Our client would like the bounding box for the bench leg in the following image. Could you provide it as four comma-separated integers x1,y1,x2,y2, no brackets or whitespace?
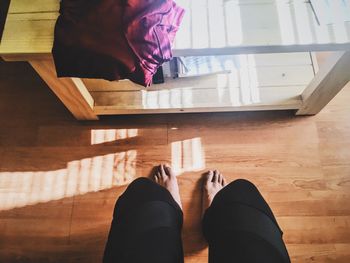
296,51,350,115
29,58,98,120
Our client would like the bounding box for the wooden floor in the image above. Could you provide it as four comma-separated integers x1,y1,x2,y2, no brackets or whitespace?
0,59,350,263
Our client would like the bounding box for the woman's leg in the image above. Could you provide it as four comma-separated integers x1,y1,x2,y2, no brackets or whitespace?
202,171,290,263
103,165,184,263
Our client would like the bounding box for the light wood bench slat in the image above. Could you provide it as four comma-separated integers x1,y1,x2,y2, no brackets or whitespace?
1,0,350,56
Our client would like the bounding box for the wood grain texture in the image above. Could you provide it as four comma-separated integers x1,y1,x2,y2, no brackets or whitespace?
0,59,350,262
1,0,350,57
29,58,98,120
297,51,350,115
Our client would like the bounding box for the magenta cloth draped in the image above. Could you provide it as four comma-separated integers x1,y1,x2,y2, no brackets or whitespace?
52,0,184,86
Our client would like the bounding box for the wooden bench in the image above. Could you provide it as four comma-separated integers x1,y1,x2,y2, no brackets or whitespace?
1,0,350,120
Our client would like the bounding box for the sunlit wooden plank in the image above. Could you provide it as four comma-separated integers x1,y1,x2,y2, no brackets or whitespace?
1,0,350,56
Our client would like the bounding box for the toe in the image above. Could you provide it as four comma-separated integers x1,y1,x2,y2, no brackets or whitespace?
218,172,223,184
206,170,214,183
212,170,217,182
164,165,174,177
214,170,220,183
156,171,162,180
222,175,227,186
160,164,167,177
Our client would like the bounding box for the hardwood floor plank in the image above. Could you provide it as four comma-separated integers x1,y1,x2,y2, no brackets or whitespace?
280,216,350,244
0,198,73,252
287,244,350,263
36,125,168,146
168,117,319,145
0,59,349,262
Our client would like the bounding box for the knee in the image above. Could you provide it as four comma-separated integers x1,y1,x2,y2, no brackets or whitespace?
128,177,152,188
232,178,255,186
226,178,258,191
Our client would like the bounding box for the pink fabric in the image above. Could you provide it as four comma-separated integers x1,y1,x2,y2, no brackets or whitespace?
52,0,184,87
125,0,184,85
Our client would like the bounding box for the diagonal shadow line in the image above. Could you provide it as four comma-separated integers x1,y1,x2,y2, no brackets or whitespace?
0,0,10,43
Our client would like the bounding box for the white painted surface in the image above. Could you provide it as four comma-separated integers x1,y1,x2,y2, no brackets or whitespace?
173,0,350,56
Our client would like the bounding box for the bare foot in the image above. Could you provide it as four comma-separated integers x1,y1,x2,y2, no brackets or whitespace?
154,164,182,209
202,170,226,216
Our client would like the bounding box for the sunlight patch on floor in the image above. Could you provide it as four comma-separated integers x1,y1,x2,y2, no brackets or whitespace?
91,129,138,145
0,150,137,211
171,137,205,175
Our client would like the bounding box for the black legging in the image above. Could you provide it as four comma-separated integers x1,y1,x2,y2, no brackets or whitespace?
103,178,290,263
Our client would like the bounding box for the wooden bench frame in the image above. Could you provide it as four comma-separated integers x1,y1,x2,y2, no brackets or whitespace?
1,1,350,120
3,51,349,120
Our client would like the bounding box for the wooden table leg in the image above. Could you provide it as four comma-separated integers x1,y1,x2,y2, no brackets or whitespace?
29,58,99,120
296,51,350,115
